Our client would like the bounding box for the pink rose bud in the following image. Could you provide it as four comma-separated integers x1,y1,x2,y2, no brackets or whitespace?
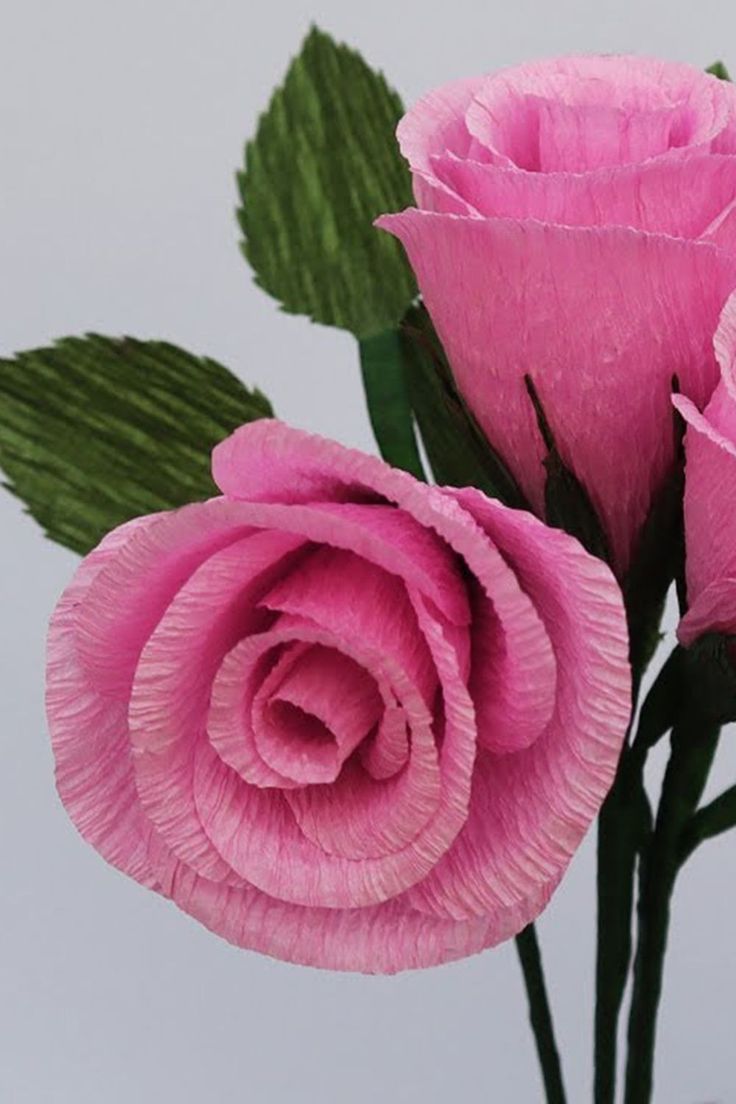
378,56,736,574
676,292,736,645
46,420,630,973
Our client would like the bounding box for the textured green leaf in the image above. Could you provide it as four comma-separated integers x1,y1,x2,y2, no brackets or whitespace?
707,60,731,80
401,307,526,507
0,335,272,554
238,25,417,337
358,329,425,479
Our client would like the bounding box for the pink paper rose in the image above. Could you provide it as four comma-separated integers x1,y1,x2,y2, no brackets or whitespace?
47,420,630,973
378,56,736,573
675,291,736,644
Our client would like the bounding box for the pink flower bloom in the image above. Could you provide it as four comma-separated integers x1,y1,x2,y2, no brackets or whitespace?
675,292,736,644
46,420,631,973
378,56,736,574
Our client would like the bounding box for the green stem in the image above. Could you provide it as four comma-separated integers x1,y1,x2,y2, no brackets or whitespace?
679,783,736,864
594,748,647,1104
358,329,425,480
623,717,720,1104
515,925,568,1104
593,643,682,1104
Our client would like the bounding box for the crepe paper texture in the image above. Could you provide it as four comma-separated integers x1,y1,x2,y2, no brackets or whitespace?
378,55,736,575
676,290,736,644
46,420,630,973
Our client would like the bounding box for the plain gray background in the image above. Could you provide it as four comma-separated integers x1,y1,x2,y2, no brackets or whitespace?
2,1,736,1101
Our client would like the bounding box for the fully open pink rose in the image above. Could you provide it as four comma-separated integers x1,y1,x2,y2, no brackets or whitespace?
46,420,631,972
675,292,736,645
378,56,736,573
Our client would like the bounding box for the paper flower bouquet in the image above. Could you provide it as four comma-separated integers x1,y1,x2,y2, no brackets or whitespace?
4,31,736,1104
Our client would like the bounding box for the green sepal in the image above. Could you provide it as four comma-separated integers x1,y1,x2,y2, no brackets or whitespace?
707,60,731,80
402,306,527,507
524,375,610,563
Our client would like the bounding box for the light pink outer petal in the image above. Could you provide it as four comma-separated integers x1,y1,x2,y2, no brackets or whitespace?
146,833,554,974
46,516,162,889
406,489,631,919
395,74,488,213
377,210,736,573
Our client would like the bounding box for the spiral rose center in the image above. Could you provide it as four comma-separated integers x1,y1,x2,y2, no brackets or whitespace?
253,642,383,786
471,76,695,173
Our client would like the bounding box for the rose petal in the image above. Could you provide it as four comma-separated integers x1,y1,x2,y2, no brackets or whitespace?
407,491,631,920
463,56,734,170
377,209,736,572
147,831,553,973
47,517,162,889
196,621,458,908
429,152,736,238
128,530,305,882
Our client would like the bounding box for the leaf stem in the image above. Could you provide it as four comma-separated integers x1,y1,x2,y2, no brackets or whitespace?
679,783,736,864
358,329,425,480
515,925,568,1104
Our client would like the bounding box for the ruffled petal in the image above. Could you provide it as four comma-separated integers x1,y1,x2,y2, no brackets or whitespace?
195,621,458,908
128,531,305,882
147,832,553,974
47,517,162,888
406,491,631,920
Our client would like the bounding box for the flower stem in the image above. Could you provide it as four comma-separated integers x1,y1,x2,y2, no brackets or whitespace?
679,782,736,864
623,716,720,1104
515,924,567,1104
593,752,645,1104
593,644,681,1104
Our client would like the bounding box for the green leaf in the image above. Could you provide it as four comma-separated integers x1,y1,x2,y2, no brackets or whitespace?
707,60,731,80
0,335,272,554
524,375,611,564
401,306,527,507
358,329,425,479
238,25,417,338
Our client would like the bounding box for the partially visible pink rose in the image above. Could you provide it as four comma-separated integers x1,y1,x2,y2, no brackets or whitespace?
378,56,736,573
675,292,736,644
46,420,630,973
